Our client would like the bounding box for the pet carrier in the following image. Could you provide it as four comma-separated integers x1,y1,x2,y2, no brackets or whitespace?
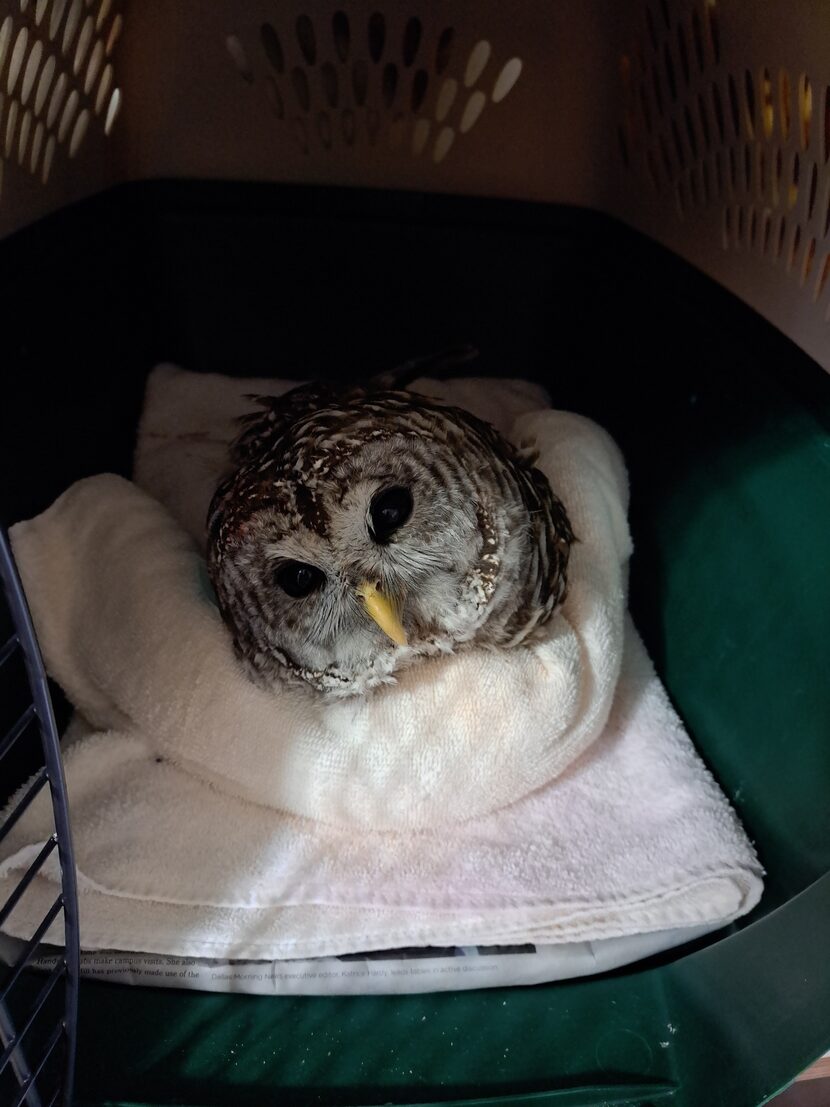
0,1,828,1105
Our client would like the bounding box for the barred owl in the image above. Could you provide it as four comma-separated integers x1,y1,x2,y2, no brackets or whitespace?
206,349,574,696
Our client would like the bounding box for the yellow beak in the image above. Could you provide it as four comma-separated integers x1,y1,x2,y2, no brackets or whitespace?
357,581,408,647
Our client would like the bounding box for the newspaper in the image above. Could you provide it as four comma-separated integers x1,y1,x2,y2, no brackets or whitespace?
9,925,716,995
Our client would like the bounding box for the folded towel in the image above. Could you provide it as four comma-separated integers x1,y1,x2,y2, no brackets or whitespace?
0,369,763,964
10,395,632,832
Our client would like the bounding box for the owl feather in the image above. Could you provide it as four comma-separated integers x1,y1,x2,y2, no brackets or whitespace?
207,349,574,695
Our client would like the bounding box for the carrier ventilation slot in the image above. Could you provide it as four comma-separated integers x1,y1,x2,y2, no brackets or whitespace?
619,0,830,322
225,11,522,164
0,0,122,205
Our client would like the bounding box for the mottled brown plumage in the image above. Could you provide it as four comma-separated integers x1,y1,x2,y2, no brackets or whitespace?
206,354,574,695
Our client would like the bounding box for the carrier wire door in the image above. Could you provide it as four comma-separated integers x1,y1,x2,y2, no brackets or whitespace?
0,530,79,1107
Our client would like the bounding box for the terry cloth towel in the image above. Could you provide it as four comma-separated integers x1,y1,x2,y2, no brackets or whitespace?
127,367,631,828
15,388,634,832
0,369,763,961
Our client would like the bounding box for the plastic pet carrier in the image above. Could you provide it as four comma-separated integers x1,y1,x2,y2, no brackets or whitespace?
0,1,828,1105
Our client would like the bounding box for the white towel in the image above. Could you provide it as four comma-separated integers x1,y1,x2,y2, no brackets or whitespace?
0,369,763,963
9,385,633,832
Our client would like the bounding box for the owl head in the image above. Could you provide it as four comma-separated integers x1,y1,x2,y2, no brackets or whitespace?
206,384,572,695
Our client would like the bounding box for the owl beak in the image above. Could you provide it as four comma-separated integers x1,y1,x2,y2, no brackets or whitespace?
356,581,408,647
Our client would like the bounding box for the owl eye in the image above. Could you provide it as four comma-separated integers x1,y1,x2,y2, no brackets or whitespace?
276,561,325,599
369,486,413,543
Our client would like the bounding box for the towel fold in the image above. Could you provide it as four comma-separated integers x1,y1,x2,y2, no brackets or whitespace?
10,396,632,831
0,619,762,959
0,368,763,963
